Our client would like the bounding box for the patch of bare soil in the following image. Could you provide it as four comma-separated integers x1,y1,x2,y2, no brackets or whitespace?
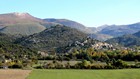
0,69,31,79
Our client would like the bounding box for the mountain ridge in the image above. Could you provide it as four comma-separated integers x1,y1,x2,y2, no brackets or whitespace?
1,12,140,41
44,18,95,34
106,31,140,47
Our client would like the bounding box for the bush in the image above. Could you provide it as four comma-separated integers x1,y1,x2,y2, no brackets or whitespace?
34,65,44,69
91,64,105,69
9,63,23,69
131,63,140,68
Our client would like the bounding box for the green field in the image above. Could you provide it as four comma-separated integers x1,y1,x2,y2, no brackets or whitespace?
27,69,140,79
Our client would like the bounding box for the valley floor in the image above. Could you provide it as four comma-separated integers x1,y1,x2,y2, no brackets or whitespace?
27,69,140,79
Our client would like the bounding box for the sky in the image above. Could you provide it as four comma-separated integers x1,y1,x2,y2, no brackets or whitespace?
0,0,140,27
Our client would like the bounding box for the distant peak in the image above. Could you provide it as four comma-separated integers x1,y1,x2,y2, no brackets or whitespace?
100,24,109,27
9,12,35,19
13,12,29,16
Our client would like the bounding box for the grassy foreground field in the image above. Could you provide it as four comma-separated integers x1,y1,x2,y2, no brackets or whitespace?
27,69,140,79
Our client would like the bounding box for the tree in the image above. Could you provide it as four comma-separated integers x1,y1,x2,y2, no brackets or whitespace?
111,59,128,69
0,48,5,54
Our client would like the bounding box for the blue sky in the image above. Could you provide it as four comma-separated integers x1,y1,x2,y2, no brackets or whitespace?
0,0,140,27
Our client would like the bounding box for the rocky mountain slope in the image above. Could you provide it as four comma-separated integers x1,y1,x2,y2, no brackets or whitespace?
0,12,57,35
16,25,87,52
106,31,140,47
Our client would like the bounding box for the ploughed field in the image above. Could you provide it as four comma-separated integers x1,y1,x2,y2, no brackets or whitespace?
0,69,31,79
27,69,140,79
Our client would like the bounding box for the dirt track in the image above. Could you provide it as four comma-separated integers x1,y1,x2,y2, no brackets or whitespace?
0,69,31,79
